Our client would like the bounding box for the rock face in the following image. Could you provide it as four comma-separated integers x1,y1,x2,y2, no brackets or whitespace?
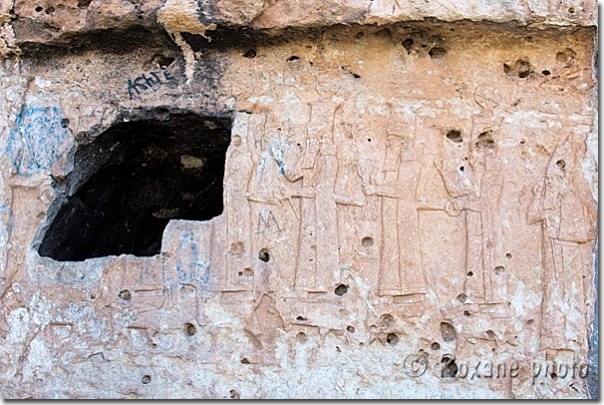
0,0,598,399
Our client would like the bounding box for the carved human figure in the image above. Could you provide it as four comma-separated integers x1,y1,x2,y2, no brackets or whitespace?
242,292,285,365
333,100,364,268
245,110,287,292
528,138,597,351
247,111,279,204
362,108,426,297
280,77,363,293
240,109,297,364
224,113,255,290
435,115,506,303
164,222,213,326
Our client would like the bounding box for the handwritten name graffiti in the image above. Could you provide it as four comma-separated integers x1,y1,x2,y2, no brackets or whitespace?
127,70,175,100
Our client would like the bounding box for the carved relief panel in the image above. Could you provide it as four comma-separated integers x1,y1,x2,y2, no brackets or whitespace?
0,20,597,399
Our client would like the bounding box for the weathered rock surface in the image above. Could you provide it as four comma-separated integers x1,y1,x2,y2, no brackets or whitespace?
0,0,598,399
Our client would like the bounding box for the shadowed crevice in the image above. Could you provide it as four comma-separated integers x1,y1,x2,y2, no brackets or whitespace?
38,111,232,261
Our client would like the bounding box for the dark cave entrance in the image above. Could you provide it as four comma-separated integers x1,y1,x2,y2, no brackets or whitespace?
38,112,232,262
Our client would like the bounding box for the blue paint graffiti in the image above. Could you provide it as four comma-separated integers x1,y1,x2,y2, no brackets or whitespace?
175,229,210,288
6,106,72,177
0,204,10,275
0,204,11,233
269,137,287,175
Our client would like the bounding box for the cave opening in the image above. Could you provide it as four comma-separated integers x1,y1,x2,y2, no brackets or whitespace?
38,112,232,262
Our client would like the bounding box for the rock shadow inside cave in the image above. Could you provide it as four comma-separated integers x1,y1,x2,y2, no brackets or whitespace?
38,112,232,262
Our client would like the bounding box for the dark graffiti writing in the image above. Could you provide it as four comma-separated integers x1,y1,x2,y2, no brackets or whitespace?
256,210,282,234
127,70,175,99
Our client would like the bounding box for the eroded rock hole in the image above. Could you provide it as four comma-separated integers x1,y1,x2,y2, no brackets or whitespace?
475,131,495,150
440,322,456,342
380,314,394,328
286,55,300,62
361,237,373,247
229,389,240,399
243,49,257,59
513,61,526,74
556,52,568,62
38,112,231,261
258,248,270,262
151,54,175,69
446,129,462,143
386,333,399,345
77,0,92,8
346,326,355,333
402,38,414,52
441,355,458,378
296,332,308,343
518,67,531,79
43,22,61,33
118,289,131,301
335,284,348,296
374,28,392,39
505,59,532,78
141,375,151,384
229,241,244,255
431,342,440,350
429,47,447,59
184,322,196,336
